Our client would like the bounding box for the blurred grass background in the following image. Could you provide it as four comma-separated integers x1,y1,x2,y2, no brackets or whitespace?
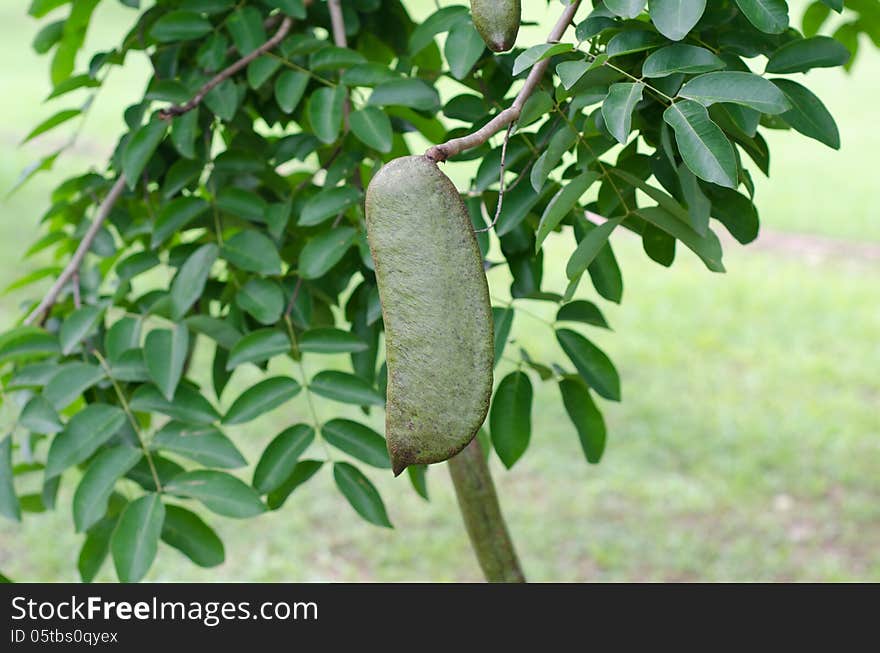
0,1,877,582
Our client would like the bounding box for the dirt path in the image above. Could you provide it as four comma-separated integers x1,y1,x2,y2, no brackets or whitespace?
740,229,880,264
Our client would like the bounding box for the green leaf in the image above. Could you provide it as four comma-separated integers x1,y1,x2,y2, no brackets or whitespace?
22,109,80,144
130,384,220,424
642,45,724,78
186,315,242,350
368,79,441,112
275,70,309,113
602,82,644,144
492,307,514,367
226,329,290,369
111,493,164,582
333,462,391,528
349,107,393,153
536,172,600,248
531,125,577,191
298,328,368,354
153,422,246,468
803,2,831,36
605,0,647,19
409,5,470,54
300,187,362,227
247,56,281,89
264,0,307,19
556,328,621,401
556,59,592,90
171,109,199,158
226,6,265,55
150,11,213,42
105,317,141,361
20,395,63,435
734,0,788,34
556,301,610,329
73,446,141,532
407,465,429,500
170,243,219,320
635,206,724,271
266,459,323,509
165,470,265,518
819,0,842,10
236,278,284,325
43,362,105,410
0,436,21,522
32,19,65,53
309,371,384,406
650,0,707,40
204,79,240,121
606,30,665,57
122,118,168,188
59,305,102,355
253,424,315,494
144,326,189,401
765,35,850,73
221,230,283,275
772,79,839,149
309,46,366,71
559,377,606,463
223,376,301,425
664,100,737,188
298,226,357,279
161,504,224,567
445,20,485,80
512,43,573,76
215,187,267,222
47,73,100,100
706,186,759,244
78,515,115,582
678,71,791,114
307,85,346,144
566,217,623,279
117,251,160,281
108,350,149,383
490,371,533,468
322,419,390,469
45,404,126,479
0,327,60,363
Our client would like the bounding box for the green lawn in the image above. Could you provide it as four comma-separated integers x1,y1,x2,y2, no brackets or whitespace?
0,3,877,582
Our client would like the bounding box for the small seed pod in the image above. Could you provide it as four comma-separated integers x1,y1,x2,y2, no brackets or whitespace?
471,0,522,52
364,155,494,476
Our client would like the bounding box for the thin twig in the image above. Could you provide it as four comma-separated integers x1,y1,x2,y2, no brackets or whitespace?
476,122,515,233
284,278,304,318
327,0,351,129
25,176,127,325
158,17,294,120
425,0,582,162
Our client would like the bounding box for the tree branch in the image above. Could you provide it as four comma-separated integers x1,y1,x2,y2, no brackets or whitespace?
425,0,582,163
328,0,347,48
24,175,128,325
327,0,351,128
158,17,294,120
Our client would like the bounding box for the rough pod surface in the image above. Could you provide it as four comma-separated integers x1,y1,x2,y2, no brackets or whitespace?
470,0,521,52
364,155,493,476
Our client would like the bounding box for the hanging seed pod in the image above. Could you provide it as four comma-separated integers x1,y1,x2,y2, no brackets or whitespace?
364,155,493,475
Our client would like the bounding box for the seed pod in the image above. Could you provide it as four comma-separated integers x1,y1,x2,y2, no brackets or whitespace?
365,155,493,476
471,0,521,52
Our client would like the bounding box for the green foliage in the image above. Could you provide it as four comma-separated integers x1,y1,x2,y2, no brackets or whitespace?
1,0,855,581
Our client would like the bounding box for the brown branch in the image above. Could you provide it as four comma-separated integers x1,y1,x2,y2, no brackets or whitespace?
476,122,514,233
425,0,582,163
158,17,294,120
327,0,351,129
25,175,128,325
328,0,347,48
